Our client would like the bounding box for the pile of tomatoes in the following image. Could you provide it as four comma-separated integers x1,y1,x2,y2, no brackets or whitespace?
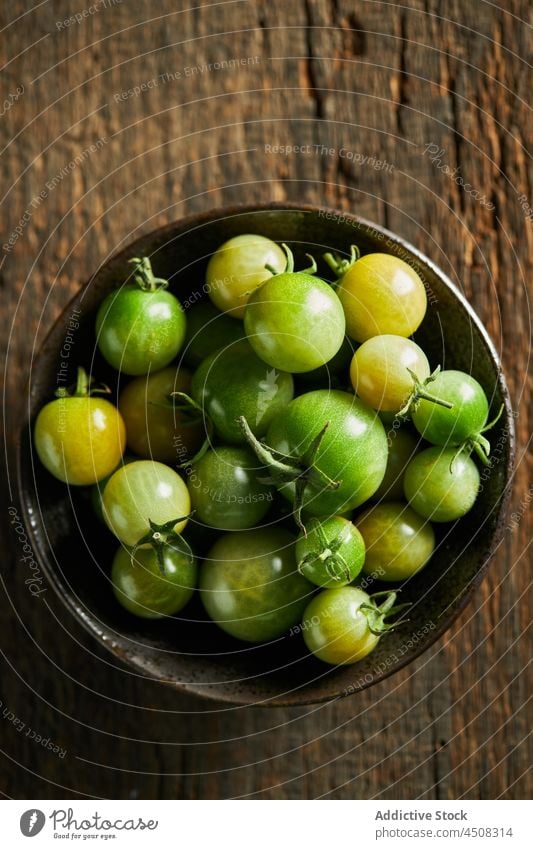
34,235,500,666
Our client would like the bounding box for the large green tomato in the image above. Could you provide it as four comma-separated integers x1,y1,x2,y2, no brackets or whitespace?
187,446,274,530
206,234,286,317
102,460,190,546
191,340,294,444
112,543,197,618
259,390,388,517
34,368,126,485
200,528,313,642
96,256,186,375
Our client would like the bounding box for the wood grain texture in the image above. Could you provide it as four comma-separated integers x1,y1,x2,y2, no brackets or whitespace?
1,0,531,799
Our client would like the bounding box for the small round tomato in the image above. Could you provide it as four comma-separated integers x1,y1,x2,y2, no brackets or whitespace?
182,300,244,367
187,446,273,530
296,516,365,587
200,528,313,642
403,446,480,522
103,460,190,546
411,370,493,460
244,246,346,372
118,366,204,463
90,455,135,522
243,389,388,520
34,367,126,485
296,336,355,389
350,335,431,412
191,339,294,444
357,501,435,581
112,542,197,618
371,427,421,502
207,234,286,317
325,248,427,342
302,586,402,665
96,256,186,375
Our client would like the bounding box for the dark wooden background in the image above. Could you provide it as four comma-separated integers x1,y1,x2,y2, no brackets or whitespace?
1,0,531,799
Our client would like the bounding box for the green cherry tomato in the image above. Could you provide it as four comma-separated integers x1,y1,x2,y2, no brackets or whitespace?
191,339,294,444
118,366,205,463
102,460,190,546
187,446,274,530
325,249,427,343
350,335,432,412
182,300,244,367
96,256,186,375
296,516,365,588
357,501,435,581
302,586,401,665
34,367,126,485
90,454,136,522
111,542,197,618
200,528,313,642
207,234,286,318
412,369,490,451
244,246,346,373
404,446,480,522
371,428,421,502
244,390,388,518
296,336,355,389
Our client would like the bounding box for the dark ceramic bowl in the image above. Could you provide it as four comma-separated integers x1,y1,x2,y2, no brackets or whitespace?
17,203,514,706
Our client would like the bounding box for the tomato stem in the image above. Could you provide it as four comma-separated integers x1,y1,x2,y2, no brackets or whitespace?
238,416,340,534
167,391,213,467
128,256,169,292
266,244,317,278
133,517,193,575
55,367,111,399
360,590,411,636
399,366,453,417
323,244,360,277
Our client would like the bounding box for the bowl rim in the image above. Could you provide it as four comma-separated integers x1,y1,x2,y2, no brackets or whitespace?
16,201,516,707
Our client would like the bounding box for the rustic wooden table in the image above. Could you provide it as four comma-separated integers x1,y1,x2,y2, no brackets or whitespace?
1,0,531,800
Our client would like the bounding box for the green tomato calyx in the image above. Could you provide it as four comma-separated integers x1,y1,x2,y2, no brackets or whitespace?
167,391,212,466
265,243,317,277
360,590,411,636
128,256,169,292
55,366,111,400
238,415,340,533
453,403,504,467
298,521,353,582
398,366,454,418
323,244,361,278
133,517,193,575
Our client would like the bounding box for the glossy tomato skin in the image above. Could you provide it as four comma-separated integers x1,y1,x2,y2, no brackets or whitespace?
411,370,489,446
34,397,126,485
182,300,244,367
403,446,480,522
200,528,313,642
96,286,186,375
357,501,435,581
266,390,388,516
350,335,430,412
187,446,274,530
244,272,346,373
302,586,379,665
207,234,286,318
103,460,190,546
296,516,365,588
191,340,294,444
337,253,427,342
296,336,355,389
371,428,421,502
112,543,197,618
118,366,204,463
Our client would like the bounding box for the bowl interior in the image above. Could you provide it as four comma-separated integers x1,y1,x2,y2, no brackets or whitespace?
18,204,514,705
